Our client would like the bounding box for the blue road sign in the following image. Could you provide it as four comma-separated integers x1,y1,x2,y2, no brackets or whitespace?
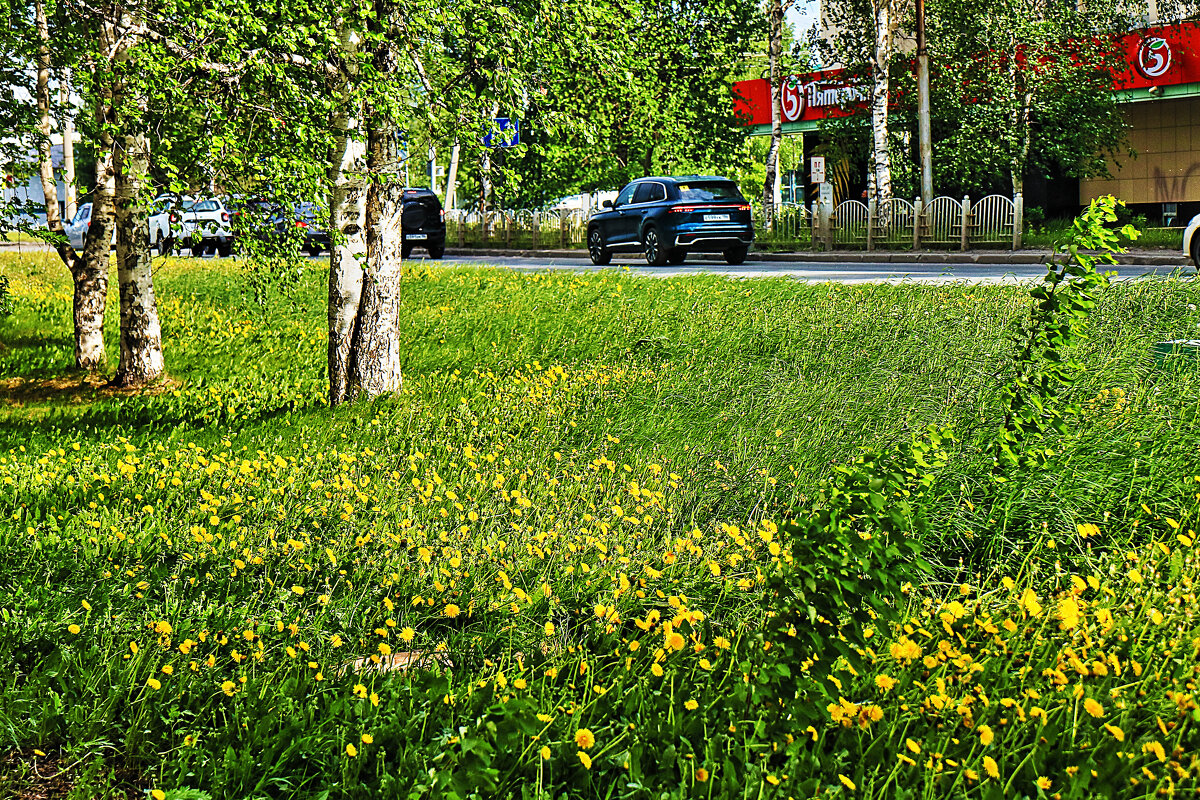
483,118,520,148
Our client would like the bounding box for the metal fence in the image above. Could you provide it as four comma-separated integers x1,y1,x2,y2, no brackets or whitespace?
440,192,1022,254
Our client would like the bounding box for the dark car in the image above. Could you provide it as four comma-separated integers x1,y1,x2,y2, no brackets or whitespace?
401,188,446,259
587,176,753,266
288,202,329,256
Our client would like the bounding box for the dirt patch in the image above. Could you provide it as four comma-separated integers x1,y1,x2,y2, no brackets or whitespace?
0,374,182,408
342,650,454,675
0,747,146,800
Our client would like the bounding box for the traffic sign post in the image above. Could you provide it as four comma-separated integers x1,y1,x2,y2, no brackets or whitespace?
810,156,825,185
483,118,521,148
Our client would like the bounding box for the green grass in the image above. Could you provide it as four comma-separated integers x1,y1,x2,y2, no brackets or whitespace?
1025,221,1184,251
3,251,1200,798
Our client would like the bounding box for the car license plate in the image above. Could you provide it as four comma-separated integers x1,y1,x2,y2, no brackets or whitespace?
407,233,428,240
703,214,730,222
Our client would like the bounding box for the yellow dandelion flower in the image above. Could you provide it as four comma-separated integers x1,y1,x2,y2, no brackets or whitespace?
444,604,460,618
221,680,236,696
905,738,921,754
875,674,896,692
574,728,595,749
684,699,699,711
1143,741,1166,762
146,677,161,690
964,768,979,782
361,734,373,744
578,751,592,769
544,621,555,636
983,756,999,779
67,624,81,634
1036,777,1051,790
345,743,357,757
1103,723,1124,742
766,775,780,785
651,663,664,677
1057,597,1080,630
666,632,686,651
1019,588,1042,618
291,585,305,595
399,627,415,643
978,725,994,746
540,746,551,760
839,774,856,790
152,791,166,800
695,767,709,782
1084,698,1104,718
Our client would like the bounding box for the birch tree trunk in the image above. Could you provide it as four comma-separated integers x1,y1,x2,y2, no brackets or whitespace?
327,25,368,405
1010,59,1032,197
37,0,112,371
348,110,404,398
444,140,460,209
869,0,896,218
110,14,163,388
761,0,783,232
61,76,77,222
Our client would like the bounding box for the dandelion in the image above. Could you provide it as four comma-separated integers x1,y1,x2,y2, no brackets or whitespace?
444,604,460,618
67,624,81,634
978,725,994,746
875,674,896,692
544,621,555,636
574,728,595,749
221,680,236,696
1057,597,1080,630
399,627,415,643
361,734,373,745
540,746,551,760
905,738,921,754
983,756,999,779
1019,588,1042,618
578,751,592,769
1143,741,1166,761
650,663,664,677
346,743,357,757
666,632,686,651
684,699,698,711
152,791,166,800
839,775,856,790
1103,723,1124,742
291,585,305,595
146,677,161,690
1084,698,1104,718
695,767,709,782
1036,777,1051,790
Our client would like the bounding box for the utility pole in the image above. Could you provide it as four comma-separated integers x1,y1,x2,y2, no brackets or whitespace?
916,0,933,203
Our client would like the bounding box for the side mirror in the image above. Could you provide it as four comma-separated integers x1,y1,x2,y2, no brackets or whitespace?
602,200,613,209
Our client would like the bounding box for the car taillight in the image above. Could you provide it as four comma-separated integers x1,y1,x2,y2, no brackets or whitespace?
737,204,751,211
296,221,308,228
221,212,230,223
440,209,445,221
671,206,703,213
170,213,179,223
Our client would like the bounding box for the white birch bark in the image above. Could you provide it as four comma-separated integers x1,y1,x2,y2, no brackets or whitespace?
327,25,367,405
61,76,77,221
38,0,112,371
762,0,783,231
869,0,897,219
111,15,163,387
444,141,460,209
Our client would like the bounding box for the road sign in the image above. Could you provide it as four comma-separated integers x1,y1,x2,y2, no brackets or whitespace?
483,118,520,148
810,156,826,184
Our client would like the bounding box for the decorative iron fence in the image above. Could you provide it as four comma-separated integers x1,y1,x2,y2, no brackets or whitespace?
440,192,1022,254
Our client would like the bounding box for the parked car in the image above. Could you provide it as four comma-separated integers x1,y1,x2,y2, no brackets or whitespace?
586,176,754,266
401,188,446,259
265,202,329,256
149,194,194,255
1185,213,1200,268
180,196,234,256
63,202,116,251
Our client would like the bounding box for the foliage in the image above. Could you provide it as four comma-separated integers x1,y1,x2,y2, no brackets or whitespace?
995,196,1139,474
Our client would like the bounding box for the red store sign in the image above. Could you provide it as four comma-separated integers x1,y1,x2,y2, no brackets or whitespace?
733,22,1200,128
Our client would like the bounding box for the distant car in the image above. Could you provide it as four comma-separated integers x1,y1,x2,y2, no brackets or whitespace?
1185,213,1200,268
586,176,754,266
64,202,116,251
180,196,233,257
401,188,446,259
266,202,329,256
149,194,194,255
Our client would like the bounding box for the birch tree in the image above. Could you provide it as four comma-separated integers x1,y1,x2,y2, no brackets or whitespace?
868,0,903,210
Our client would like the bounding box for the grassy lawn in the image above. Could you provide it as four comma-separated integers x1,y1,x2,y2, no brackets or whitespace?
3,250,1200,798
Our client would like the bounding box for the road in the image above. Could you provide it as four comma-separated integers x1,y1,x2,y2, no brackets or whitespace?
417,252,1192,284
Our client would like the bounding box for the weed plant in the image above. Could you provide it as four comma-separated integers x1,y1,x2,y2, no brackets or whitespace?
2,199,1200,798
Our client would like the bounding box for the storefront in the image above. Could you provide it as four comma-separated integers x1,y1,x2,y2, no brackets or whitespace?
733,22,1200,222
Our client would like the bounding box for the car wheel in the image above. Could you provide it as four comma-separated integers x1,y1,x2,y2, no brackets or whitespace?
428,244,445,259
643,226,667,266
192,240,208,257
724,246,749,265
667,248,686,265
217,241,232,258
1192,235,1200,270
401,243,413,259
588,227,612,265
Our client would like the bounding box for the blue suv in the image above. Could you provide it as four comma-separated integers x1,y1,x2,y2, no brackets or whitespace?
587,176,754,266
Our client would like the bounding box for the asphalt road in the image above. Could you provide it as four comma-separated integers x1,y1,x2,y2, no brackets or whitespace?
415,252,1192,284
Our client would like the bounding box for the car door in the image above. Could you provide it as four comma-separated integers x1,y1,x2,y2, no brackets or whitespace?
605,183,639,246
631,181,667,241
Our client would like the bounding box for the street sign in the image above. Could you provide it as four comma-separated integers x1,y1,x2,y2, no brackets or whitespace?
810,156,826,184
483,118,520,148
818,182,833,206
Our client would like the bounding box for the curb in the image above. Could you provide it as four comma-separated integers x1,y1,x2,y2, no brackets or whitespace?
443,247,1191,268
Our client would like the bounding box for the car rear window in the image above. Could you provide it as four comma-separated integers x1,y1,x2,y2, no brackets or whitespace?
193,200,220,212
677,181,743,202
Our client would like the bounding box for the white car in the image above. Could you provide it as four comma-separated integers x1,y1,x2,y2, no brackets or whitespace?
179,196,233,257
1184,213,1200,268
149,194,194,255
63,202,115,251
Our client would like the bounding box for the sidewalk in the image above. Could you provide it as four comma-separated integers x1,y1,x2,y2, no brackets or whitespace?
445,246,1192,267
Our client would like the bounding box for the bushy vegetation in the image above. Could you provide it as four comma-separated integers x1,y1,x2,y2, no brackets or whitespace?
3,201,1200,799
